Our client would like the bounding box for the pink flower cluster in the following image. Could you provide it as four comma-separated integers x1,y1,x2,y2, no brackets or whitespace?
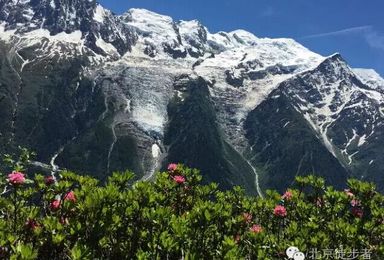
344,189,364,218
167,163,178,172
50,191,76,211
249,224,263,234
64,191,77,203
282,190,293,201
172,175,186,184
168,163,186,185
50,200,61,210
44,176,55,186
273,205,287,217
350,199,361,207
239,212,263,234
7,171,25,185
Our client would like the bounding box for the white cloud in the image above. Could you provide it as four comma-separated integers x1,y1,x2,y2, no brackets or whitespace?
300,26,371,39
300,25,384,51
365,30,384,50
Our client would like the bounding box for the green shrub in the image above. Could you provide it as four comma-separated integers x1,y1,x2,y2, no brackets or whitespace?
0,155,383,259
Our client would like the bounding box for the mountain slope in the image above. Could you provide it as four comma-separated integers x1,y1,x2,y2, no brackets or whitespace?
0,0,383,193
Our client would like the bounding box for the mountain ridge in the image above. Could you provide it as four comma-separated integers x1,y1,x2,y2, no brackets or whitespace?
0,1,383,193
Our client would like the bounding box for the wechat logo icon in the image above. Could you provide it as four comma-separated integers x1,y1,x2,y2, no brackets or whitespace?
286,246,305,260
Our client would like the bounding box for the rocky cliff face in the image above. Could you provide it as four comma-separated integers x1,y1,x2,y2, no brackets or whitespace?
0,0,136,55
1,1,383,193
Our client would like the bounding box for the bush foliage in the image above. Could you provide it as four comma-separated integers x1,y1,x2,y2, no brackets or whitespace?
0,152,383,259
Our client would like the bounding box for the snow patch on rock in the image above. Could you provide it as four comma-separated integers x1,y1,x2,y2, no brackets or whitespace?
0,22,16,42
152,144,161,158
96,37,119,56
94,4,106,23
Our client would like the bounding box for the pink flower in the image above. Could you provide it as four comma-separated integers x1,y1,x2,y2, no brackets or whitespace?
7,171,25,185
172,175,185,184
64,191,76,203
351,207,363,218
344,189,354,198
167,163,178,172
282,190,293,201
250,224,263,233
350,199,361,207
273,205,287,217
242,213,252,223
44,176,55,186
25,219,39,230
50,200,61,210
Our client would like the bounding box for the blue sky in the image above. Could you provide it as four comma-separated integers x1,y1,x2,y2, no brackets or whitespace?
99,0,384,76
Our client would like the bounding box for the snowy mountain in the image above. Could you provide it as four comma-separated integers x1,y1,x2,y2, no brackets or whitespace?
353,68,384,91
0,0,383,193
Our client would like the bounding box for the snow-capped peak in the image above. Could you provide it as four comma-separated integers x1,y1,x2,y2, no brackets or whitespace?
178,19,201,30
125,8,173,21
122,8,176,36
229,29,259,45
353,68,384,90
121,8,185,57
